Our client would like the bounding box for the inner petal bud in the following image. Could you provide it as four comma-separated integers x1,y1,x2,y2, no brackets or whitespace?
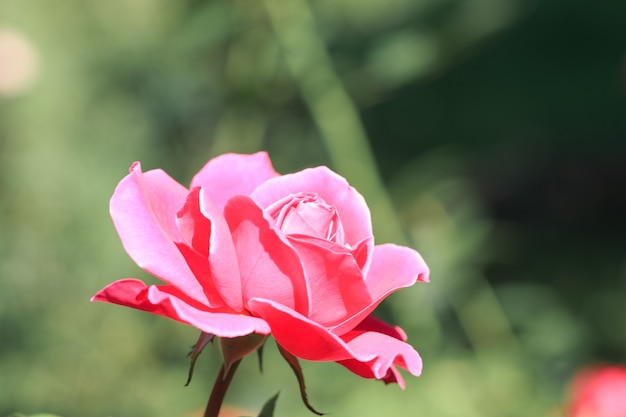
272,193,345,244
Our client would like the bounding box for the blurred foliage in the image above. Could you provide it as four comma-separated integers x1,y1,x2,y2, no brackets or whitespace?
0,0,624,416
7,415,64,417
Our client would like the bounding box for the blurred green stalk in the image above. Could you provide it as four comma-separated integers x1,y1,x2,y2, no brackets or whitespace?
262,0,522,363
262,0,405,245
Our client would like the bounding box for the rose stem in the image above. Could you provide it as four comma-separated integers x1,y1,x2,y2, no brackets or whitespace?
203,358,243,417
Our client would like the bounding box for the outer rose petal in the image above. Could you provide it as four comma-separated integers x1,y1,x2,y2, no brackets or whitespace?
251,166,373,250
331,243,429,336
288,236,372,327
175,188,225,309
337,359,405,386
353,314,408,342
92,279,270,337
336,333,422,389
248,298,421,385
366,243,430,291
176,187,212,257
199,188,245,312
337,315,422,389
177,187,244,311
224,196,308,315
110,162,214,306
190,152,279,212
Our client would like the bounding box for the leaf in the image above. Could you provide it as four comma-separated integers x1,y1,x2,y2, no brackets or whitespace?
277,344,325,415
257,392,280,417
185,331,215,386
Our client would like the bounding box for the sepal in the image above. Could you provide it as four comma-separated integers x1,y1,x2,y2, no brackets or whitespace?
220,333,267,376
277,344,325,415
186,331,215,386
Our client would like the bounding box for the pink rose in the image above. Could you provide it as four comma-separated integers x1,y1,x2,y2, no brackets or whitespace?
567,365,626,417
93,152,429,386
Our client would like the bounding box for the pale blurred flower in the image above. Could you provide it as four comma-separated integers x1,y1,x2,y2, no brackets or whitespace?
0,27,39,96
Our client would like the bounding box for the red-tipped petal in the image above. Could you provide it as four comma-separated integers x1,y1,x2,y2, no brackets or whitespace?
224,196,308,315
176,187,212,257
248,298,421,385
92,279,270,337
338,330,423,388
331,243,429,336
248,298,360,362
337,314,420,388
288,236,372,327
200,188,245,312
337,358,406,388
353,314,408,342
177,187,243,311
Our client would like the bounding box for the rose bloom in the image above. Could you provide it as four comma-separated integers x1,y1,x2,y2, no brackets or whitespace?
93,152,429,386
567,365,626,417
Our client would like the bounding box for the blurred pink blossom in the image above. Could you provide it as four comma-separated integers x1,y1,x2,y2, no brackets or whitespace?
567,365,626,417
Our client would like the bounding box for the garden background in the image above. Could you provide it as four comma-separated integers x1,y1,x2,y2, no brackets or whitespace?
0,0,625,416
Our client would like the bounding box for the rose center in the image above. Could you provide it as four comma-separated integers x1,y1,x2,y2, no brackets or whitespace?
271,193,345,244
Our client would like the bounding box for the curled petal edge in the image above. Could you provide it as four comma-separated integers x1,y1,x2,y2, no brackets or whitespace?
110,162,215,306
92,278,271,337
338,330,423,389
248,298,421,386
331,243,429,336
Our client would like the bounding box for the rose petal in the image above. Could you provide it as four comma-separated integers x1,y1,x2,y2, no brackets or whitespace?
353,314,408,342
366,243,430,290
174,243,226,308
288,236,372,327
251,166,373,249
338,356,405,386
224,196,308,315
248,298,363,362
338,314,421,388
176,187,212,257
190,152,279,212
337,330,422,389
200,188,245,311
177,187,243,311
330,243,429,335
173,188,225,308
110,162,212,305
352,236,373,274
92,279,270,337
337,358,406,387
248,298,421,385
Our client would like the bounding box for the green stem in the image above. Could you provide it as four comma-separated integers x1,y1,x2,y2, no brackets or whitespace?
203,359,242,417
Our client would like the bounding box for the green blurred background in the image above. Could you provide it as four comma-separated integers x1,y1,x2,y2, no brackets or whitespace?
1,0,624,416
